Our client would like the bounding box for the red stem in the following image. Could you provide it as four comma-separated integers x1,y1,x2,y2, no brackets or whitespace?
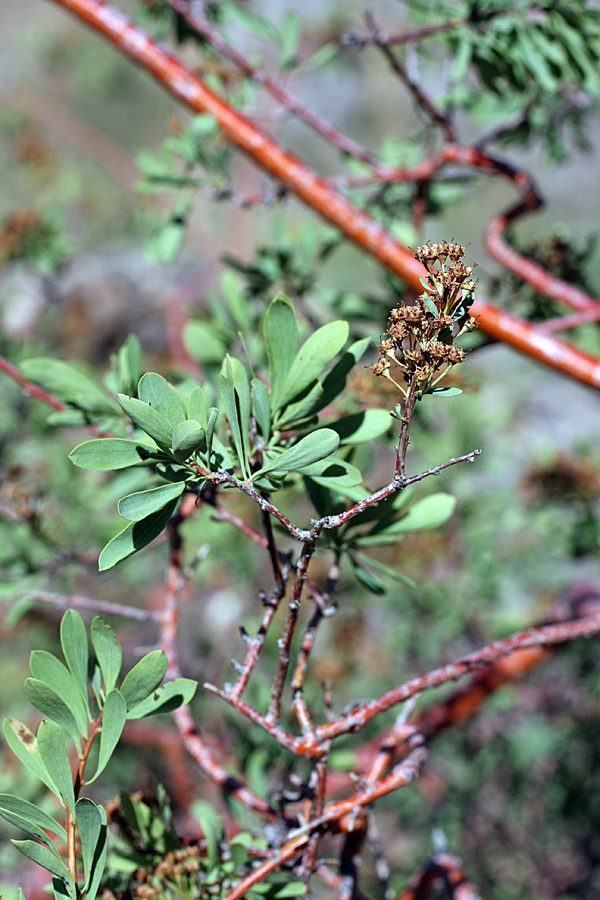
0,356,65,411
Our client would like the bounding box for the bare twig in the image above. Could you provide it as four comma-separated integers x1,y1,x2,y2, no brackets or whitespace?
311,612,600,746
268,529,321,724
397,852,482,900
364,12,456,142
49,0,600,387
166,0,395,177
341,19,466,50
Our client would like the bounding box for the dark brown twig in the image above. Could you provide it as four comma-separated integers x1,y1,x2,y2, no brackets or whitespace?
364,12,456,142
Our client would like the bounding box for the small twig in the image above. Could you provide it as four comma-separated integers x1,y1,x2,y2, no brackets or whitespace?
0,356,65,411
15,590,159,622
338,825,368,900
397,852,483,900
229,577,289,701
207,470,312,541
290,575,335,734
159,496,279,820
341,19,466,50
262,503,284,593
301,747,331,881
396,377,420,480
311,612,600,745
268,529,322,724
364,12,456,142
403,450,482,487
224,744,427,900
536,308,600,333
165,0,395,177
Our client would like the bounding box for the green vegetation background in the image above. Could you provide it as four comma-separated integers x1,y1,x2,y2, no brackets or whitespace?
1,2,600,898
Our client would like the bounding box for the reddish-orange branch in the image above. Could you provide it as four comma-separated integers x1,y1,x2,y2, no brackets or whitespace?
397,853,481,900
49,0,600,389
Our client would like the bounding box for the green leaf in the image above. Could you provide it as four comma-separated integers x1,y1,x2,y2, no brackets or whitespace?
220,269,250,330
225,3,279,41
76,798,107,897
120,650,168,711
354,552,414,588
52,874,77,899
172,420,205,461
275,380,323,429
125,678,197,719
24,680,80,748
146,214,187,263
4,719,60,795
278,320,349,410
274,883,307,898
36,720,76,816
192,800,222,869
0,809,57,848
87,689,127,782
0,794,67,843
453,33,473,81
98,498,178,570
118,482,185,521
29,651,88,737
253,429,340,479
264,294,298,411
138,373,187,428
251,378,271,438
205,407,219,466
431,387,462,397
12,839,74,887
2,811,51,847
218,356,251,478
350,557,386,595
60,610,90,717
422,295,439,317
117,394,173,447
19,359,117,415
85,806,107,900
316,337,370,412
385,492,457,533
300,457,362,490
183,320,229,365
295,41,337,74
112,334,142,396
281,10,301,67
330,409,392,445
90,617,122,694
69,438,157,470
188,386,207,422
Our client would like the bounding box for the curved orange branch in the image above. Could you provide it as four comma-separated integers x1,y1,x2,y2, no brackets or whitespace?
50,0,600,389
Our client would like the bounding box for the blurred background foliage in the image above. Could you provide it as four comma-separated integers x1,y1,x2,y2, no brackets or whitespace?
1,1,600,898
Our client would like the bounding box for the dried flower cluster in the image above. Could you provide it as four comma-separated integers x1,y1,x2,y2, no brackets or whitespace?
373,241,477,395
132,846,202,898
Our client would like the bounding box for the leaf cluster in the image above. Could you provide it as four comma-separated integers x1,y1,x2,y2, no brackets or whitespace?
17,293,458,591
104,792,305,900
1,610,197,899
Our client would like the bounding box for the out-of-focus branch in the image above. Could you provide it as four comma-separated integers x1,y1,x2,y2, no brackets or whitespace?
341,19,466,50
48,0,600,388
158,494,280,820
311,612,600,746
397,853,482,900
0,356,65,411
364,11,456,141
165,0,396,177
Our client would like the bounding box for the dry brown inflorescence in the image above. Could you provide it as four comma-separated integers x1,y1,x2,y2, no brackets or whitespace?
373,242,477,395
